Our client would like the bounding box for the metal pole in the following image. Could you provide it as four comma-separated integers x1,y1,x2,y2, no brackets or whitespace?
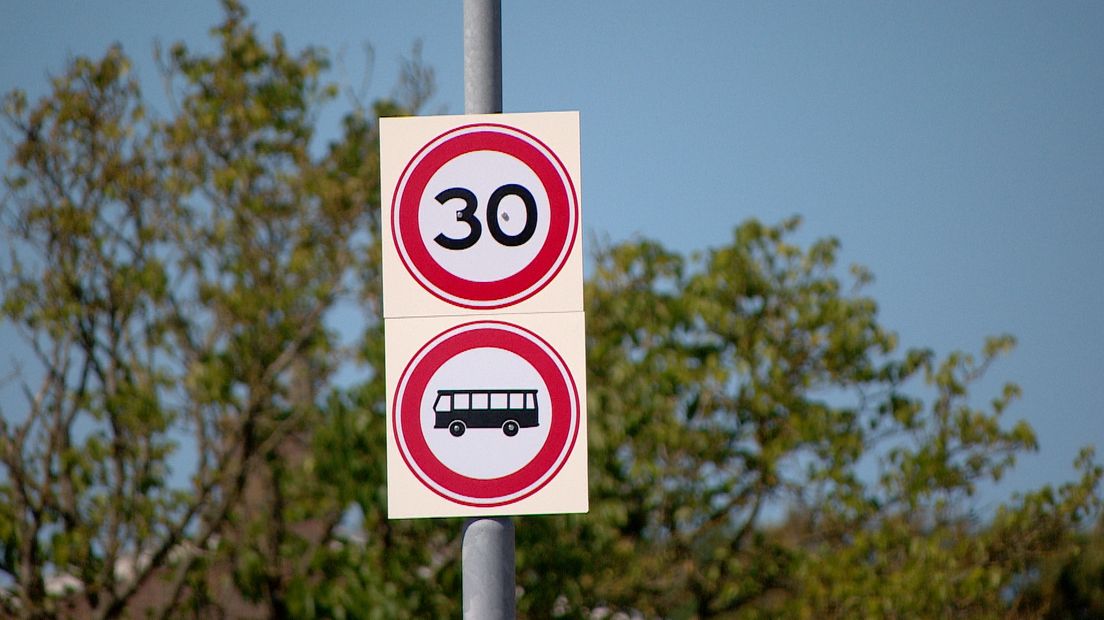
462,518,515,618
462,1,514,619
464,0,502,114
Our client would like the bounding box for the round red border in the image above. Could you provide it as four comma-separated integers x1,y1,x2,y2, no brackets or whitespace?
392,124,578,309
392,322,580,506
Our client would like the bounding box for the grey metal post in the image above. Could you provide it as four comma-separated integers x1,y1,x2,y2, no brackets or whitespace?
462,518,515,618
462,1,514,619
464,0,502,114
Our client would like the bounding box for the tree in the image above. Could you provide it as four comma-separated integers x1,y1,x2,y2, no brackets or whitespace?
515,220,1102,618
0,2,448,617
2,3,1101,619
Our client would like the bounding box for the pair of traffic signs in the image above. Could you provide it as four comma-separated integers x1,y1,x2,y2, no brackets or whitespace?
381,112,587,518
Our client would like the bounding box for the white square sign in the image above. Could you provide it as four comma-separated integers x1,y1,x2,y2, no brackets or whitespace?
380,111,587,519
380,112,583,317
385,312,589,518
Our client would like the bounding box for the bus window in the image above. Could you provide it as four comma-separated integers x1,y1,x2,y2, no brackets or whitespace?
433,393,451,412
491,393,508,409
508,392,523,409
526,392,535,409
454,392,470,410
472,392,489,410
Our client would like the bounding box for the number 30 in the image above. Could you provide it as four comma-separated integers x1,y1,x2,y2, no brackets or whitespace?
433,184,538,250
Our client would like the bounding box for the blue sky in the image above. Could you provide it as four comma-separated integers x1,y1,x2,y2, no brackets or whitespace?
2,1,1102,509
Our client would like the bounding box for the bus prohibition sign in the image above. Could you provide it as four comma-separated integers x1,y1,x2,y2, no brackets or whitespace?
390,119,580,310
391,320,581,508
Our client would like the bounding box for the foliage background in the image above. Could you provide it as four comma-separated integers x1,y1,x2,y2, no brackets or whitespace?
1,2,1102,619
3,0,1102,510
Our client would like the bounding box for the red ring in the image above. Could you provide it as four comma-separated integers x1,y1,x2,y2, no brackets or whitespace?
392,322,580,506
392,124,578,308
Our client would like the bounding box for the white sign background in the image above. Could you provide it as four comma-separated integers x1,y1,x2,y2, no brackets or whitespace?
381,112,583,317
385,311,588,518
381,112,587,519
419,150,552,284
419,346,552,479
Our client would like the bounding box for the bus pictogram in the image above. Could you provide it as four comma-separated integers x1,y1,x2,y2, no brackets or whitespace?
433,388,540,437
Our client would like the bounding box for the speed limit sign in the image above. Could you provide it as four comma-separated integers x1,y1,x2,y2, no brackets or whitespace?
381,112,582,316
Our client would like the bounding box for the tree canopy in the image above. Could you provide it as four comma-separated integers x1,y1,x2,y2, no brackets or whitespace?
1,3,1101,618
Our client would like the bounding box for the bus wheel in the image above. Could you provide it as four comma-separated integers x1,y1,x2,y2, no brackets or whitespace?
449,421,466,437
502,420,519,437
